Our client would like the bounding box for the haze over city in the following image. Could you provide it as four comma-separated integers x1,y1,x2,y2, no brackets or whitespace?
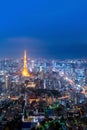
0,0,87,58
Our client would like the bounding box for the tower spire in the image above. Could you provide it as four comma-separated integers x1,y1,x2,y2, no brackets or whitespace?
22,50,31,77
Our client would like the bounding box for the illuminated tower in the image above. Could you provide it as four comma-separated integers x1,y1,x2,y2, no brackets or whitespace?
22,50,31,77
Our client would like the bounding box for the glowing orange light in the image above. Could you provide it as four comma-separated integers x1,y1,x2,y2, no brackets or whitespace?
22,50,31,77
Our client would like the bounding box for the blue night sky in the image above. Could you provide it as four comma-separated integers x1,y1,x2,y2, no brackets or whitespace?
0,0,87,58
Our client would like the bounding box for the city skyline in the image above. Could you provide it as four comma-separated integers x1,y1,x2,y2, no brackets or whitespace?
0,0,87,58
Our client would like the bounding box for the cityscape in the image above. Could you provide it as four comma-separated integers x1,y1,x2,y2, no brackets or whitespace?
1,0,87,130
0,50,87,130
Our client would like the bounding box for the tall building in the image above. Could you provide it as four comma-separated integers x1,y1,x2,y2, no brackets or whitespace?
5,75,9,89
22,50,31,77
44,79,46,89
5,75,11,90
85,68,87,85
31,60,35,69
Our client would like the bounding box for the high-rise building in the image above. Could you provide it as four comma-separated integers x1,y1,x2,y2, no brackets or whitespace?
85,68,87,85
44,79,46,89
5,75,8,89
5,75,11,89
31,60,35,69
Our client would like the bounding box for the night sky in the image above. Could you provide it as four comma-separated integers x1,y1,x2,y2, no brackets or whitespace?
0,0,87,59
